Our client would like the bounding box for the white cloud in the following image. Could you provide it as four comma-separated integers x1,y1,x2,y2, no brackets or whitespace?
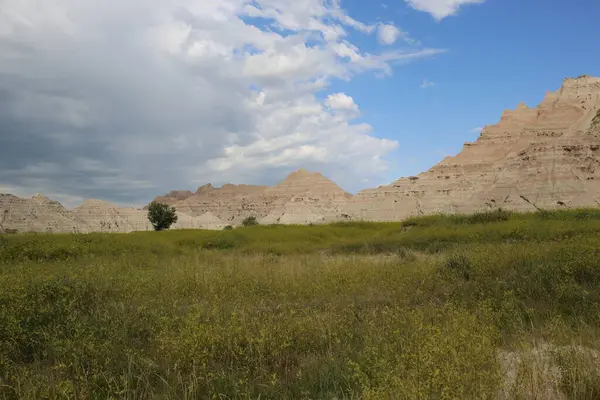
377,24,401,45
470,126,484,134
325,93,359,111
0,0,444,204
405,0,485,20
421,78,435,88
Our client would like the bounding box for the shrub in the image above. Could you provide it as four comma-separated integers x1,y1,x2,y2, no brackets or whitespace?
536,209,554,220
242,216,258,226
464,209,512,224
330,240,413,258
223,225,234,230
401,209,512,227
442,252,472,281
147,201,178,231
202,237,238,250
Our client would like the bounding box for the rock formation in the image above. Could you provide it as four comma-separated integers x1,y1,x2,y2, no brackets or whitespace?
259,169,351,225
343,75,600,220
172,211,227,231
72,199,152,233
0,195,226,234
159,169,352,225
2,75,600,233
0,193,89,233
0,168,349,233
173,183,271,224
162,169,352,225
143,190,194,209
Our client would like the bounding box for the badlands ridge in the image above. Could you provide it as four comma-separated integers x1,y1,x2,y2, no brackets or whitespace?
2,76,600,233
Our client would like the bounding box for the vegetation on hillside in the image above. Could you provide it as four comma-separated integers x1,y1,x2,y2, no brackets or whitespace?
242,216,259,226
2,208,600,399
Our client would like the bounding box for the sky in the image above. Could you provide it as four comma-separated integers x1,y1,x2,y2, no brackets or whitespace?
1,0,600,207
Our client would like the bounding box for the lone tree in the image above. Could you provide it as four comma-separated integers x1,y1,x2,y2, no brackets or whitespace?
147,201,178,231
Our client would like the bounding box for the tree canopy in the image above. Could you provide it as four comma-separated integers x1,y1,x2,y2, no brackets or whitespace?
147,201,178,231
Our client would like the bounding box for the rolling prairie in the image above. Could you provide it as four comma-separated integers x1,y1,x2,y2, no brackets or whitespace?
2,209,600,399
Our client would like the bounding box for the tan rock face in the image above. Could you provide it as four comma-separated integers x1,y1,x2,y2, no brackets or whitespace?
2,75,600,233
0,168,347,233
0,195,226,234
173,183,271,224
72,199,152,233
0,193,89,233
171,169,350,225
144,190,194,209
344,75,600,220
259,169,351,225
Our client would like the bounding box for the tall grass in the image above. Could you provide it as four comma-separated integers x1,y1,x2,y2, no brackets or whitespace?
1,208,600,398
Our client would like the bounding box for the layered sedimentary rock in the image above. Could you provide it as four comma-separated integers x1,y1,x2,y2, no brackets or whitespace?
259,169,351,225
0,193,90,233
0,168,347,233
143,190,194,209
344,75,600,220
0,195,226,234
173,183,271,224
167,169,351,225
187,212,227,230
72,199,152,233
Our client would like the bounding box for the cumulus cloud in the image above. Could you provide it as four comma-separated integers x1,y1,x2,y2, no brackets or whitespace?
405,0,485,20
325,93,359,112
377,24,401,45
0,0,444,206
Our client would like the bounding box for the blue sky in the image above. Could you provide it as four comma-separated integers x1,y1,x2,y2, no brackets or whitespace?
337,0,600,182
1,0,599,206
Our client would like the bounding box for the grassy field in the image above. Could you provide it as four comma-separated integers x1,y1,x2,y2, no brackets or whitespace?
2,209,600,399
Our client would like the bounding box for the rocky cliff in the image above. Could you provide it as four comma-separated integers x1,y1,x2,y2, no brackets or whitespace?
0,193,89,233
0,195,226,233
172,183,271,224
259,169,351,225
162,169,351,225
343,75,600,220
0,168,348,233
143,190,194,209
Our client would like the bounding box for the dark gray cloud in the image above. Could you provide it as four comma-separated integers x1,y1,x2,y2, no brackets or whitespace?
0,0,442,207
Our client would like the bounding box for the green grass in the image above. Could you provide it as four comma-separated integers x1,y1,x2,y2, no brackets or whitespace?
2,208,600,399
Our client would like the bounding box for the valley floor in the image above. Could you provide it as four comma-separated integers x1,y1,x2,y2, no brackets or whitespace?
2,209,600,399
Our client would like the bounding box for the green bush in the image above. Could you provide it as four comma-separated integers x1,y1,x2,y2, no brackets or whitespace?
201,235,241,250
242,216,258,226
464,208,512,224
442,252,473,281
330,240,414,259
